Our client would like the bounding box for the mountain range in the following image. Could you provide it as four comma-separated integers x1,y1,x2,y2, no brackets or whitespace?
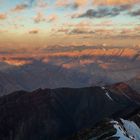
0,57,139,96
0,82,140,140
0,47,139,96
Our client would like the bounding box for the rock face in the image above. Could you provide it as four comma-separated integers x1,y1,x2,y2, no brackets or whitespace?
0,83,140,140
71,109,140,140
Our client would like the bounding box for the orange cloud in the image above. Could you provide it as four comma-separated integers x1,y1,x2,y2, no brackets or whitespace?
29,29,39,34
34,12,46,23
34,13,58,23
48,48,137,58
0,49,134,69
93,0,140,6
0,13,6,20
56,0,68,7
47,14,58,22
75,0,88,6
3,59,31,66
56,0,87,8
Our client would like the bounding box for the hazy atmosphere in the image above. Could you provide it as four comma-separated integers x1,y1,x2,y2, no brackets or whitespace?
0,1,140,93
0,1,140,140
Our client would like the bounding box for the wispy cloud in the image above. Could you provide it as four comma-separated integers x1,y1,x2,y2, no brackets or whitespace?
34,12,58,23
47,14,58,22
93,0,140,6
12,4,28,12
12,0,47,12
56,0,88,9
34,12,46,23
56,0,78,9
0,0,140,47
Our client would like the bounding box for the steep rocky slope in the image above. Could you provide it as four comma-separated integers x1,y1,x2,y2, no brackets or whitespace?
70,109,140,140
0,83,140,140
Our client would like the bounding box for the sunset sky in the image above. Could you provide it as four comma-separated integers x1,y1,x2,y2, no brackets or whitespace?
0,0,140,50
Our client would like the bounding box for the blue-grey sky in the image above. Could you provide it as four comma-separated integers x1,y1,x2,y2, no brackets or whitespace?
0,0,140,48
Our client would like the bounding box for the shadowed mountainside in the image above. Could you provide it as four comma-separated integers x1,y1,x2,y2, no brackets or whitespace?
0,83,140,140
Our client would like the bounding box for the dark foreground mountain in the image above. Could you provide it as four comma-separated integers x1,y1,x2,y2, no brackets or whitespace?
0,83,140,140
70,110,140,140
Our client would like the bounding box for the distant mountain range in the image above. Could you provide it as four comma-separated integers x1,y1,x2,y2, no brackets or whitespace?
0,58,140,96
0,60,91,96
0,47,139,96
127,76,140,94
0,71,23,95
0,82,140,140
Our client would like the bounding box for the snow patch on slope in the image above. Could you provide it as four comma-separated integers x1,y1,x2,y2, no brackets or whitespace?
101,87,113,101
105,92,113,101
121,119,140,140
111,120,135,140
